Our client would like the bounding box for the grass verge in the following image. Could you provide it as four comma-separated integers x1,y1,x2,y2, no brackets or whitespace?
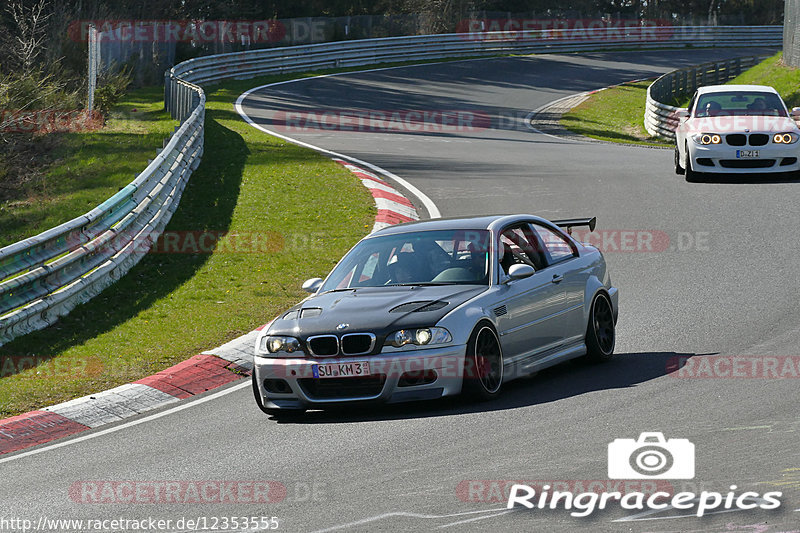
0,88,178,248
726,52,800,107
560,80,671,147
0,71,377,417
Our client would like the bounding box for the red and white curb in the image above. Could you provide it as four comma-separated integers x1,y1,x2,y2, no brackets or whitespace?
332,159,419,231
0,160,419,456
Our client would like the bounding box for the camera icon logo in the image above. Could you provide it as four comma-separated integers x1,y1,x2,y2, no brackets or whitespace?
608,432,695,479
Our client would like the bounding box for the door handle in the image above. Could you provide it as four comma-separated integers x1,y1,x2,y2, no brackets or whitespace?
551,274,564,283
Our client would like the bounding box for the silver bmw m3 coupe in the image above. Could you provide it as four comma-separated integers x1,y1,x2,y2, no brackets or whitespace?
252,214,618,415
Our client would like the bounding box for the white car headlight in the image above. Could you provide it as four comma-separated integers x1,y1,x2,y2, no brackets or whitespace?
385,327,452,347
773,132,799,144
691,133,722,145
259,335,302,356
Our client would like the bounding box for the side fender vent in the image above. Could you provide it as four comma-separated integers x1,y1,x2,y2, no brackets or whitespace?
493,305,507,317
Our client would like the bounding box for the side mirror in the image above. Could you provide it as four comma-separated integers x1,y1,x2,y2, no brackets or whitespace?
503,264,535,283
675,109,690,119
301,277,323,293
791,107,800,118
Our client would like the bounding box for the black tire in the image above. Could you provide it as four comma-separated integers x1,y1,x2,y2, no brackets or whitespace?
585,292,615,362
251,372,305,417
684,144,701,183
461,322,504,401
674,146,685,175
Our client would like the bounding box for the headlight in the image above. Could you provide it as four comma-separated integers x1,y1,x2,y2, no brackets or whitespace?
385,327,452,348
259,335,301,355
691,133,722,145
773,132,798,144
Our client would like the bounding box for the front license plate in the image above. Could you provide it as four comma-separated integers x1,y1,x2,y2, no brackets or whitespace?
312,361,371,379
736,150,759,158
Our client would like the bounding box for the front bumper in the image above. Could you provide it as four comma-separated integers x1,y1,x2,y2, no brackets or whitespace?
688,143,800,174
253,344,468,410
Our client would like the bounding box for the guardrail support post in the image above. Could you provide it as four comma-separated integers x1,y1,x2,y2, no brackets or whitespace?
164,71,171,114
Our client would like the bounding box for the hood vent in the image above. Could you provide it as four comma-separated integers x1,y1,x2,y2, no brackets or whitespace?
283,310,299,320
417,300,449,312
300,307,322,318
390,300,449,313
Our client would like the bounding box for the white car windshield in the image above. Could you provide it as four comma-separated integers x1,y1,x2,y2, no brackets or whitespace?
320,229,491,291
694,91,787,117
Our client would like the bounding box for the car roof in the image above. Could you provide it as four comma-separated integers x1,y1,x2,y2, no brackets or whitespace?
369,214,555,237
696,84,780,95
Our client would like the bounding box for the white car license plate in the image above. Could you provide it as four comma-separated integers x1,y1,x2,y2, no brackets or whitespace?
736,150,759,158
312,361,371,379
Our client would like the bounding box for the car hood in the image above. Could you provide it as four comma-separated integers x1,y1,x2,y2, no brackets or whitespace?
686,115,798,133
267,284,486,344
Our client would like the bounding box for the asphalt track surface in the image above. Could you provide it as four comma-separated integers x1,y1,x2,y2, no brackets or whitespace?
4,49,800,532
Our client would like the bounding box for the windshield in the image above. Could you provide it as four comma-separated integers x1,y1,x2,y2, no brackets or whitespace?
693,91,787,117
320,229,492,291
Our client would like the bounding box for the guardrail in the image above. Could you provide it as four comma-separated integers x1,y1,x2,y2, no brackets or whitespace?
0,82,204,345
164,26,780,89
0,25,781,346
644,56,765,140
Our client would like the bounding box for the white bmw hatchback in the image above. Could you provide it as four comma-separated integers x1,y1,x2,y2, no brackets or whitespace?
674,84,800,181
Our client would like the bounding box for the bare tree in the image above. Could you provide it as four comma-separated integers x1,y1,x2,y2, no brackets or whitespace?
707,0,718,25
5,0,51,74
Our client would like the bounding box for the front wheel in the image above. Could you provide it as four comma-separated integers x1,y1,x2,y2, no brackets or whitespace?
674,146,685,175
462,323,504,401
585,292,615,362
684,144,701,183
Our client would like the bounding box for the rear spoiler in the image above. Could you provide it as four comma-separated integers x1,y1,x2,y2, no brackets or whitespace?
552,217,596,235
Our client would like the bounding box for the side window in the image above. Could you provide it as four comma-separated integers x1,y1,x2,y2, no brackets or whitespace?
688,93,697,115
498,226,545,274
530,224,576,265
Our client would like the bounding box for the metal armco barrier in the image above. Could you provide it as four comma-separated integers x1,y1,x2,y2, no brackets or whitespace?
0,25,780,346
164,26,780,89
0,83,204,345
644,56,764,140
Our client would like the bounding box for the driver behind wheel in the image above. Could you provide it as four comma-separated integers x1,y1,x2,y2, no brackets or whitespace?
388,252,421,283
464,241,488,282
